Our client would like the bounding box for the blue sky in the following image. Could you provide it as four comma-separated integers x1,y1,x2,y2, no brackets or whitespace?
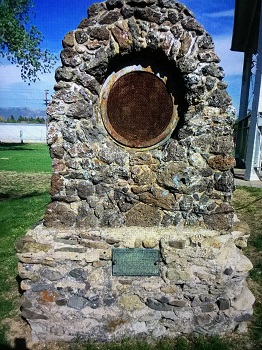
0,0,244,113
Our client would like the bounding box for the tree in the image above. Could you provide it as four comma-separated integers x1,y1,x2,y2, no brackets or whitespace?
0,0,57,82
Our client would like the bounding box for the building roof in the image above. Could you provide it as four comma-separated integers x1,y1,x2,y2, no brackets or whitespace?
231,0,261,53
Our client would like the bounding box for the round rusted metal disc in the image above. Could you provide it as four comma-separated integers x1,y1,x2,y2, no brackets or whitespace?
103,71,174,148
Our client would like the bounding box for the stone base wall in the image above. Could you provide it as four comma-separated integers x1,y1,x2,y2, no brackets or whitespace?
16,221,254,343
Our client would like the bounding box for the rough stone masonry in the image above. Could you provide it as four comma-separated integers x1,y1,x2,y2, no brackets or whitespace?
16,0,255,343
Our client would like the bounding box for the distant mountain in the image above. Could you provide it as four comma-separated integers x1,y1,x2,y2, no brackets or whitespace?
0,107,46,119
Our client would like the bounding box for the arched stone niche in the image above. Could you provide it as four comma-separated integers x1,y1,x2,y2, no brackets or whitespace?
45,0,236,230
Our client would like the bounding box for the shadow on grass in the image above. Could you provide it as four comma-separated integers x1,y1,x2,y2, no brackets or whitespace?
0,338,30,350
0,191,50,201
0,143,36,151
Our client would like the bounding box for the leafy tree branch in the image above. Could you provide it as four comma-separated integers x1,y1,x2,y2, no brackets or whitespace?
0,0,57,82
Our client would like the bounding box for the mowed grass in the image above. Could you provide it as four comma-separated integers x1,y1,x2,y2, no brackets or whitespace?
232,186,262,345
0,142,51,173
0,143,261,349
0,143,51,346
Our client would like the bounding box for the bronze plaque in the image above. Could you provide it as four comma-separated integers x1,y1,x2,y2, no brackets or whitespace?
112,248,160,276
104,71,174,148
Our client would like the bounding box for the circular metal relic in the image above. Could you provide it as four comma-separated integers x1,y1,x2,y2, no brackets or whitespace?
101,70,177,148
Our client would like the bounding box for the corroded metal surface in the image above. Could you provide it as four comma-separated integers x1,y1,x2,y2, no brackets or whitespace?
101,70,176,148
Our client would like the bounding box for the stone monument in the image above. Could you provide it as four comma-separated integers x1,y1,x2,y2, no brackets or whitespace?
16,0,254,343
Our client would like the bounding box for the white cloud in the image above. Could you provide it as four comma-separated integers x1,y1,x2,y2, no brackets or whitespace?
0,62,57,109
205,9,235,18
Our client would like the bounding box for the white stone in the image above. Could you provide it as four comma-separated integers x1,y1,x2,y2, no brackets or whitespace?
236,254,253,272
141,281,162,291
188,152,207,168
232,286,255,311
132,321,147,334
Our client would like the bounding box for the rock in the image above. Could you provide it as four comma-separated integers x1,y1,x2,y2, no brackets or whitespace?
142,238,158,248
75,30,89,44
111,25,132,50
21,308,48,320
69,268,87,279
146,298,173,311
198,50,220,63
168,300,187,307
182,18,204,34
168,240,186,249
232,287,255,311
208,155,236,171
125,203,162,227
63,31,75,47
217,298,230,310
41,269,63,281
99,10,121,24
236,255,253,272
200,302,216,313
118,294,144,311
15,238,52,254
68,296,87,310
89,26,110,41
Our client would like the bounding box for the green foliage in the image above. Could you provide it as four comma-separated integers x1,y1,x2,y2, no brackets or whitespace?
2,115,46,123
0,0,57,82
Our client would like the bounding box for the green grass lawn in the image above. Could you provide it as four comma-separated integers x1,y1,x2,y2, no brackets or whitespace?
0,143,261,350
0,143,51,173
0,143,51,347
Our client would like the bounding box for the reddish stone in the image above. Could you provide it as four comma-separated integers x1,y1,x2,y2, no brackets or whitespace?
50,174,64,196
111,26,132,50
208,155,236,171
41,290,58,303
62,31,75,48
125,203,162,227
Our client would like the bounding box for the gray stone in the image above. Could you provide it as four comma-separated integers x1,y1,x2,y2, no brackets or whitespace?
32,284,53,292
217,298,230,310
234,314,253,322
88,296,101,309
88,3,105,17
75,30,89,44
198,34,214,49
168,240,186,249
68,296,87,310
182,18,204,34
106,0,124,9
41,269,63,281
104,296,116,306
55,299,67,306
200,302,216,313
146,298,173,311
99,10,121,24
202,63,225,79
89,26,110,41
21,308,48,320
224,267,233,275
136,8,165,25
168,300,187,307
69,268,86,280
